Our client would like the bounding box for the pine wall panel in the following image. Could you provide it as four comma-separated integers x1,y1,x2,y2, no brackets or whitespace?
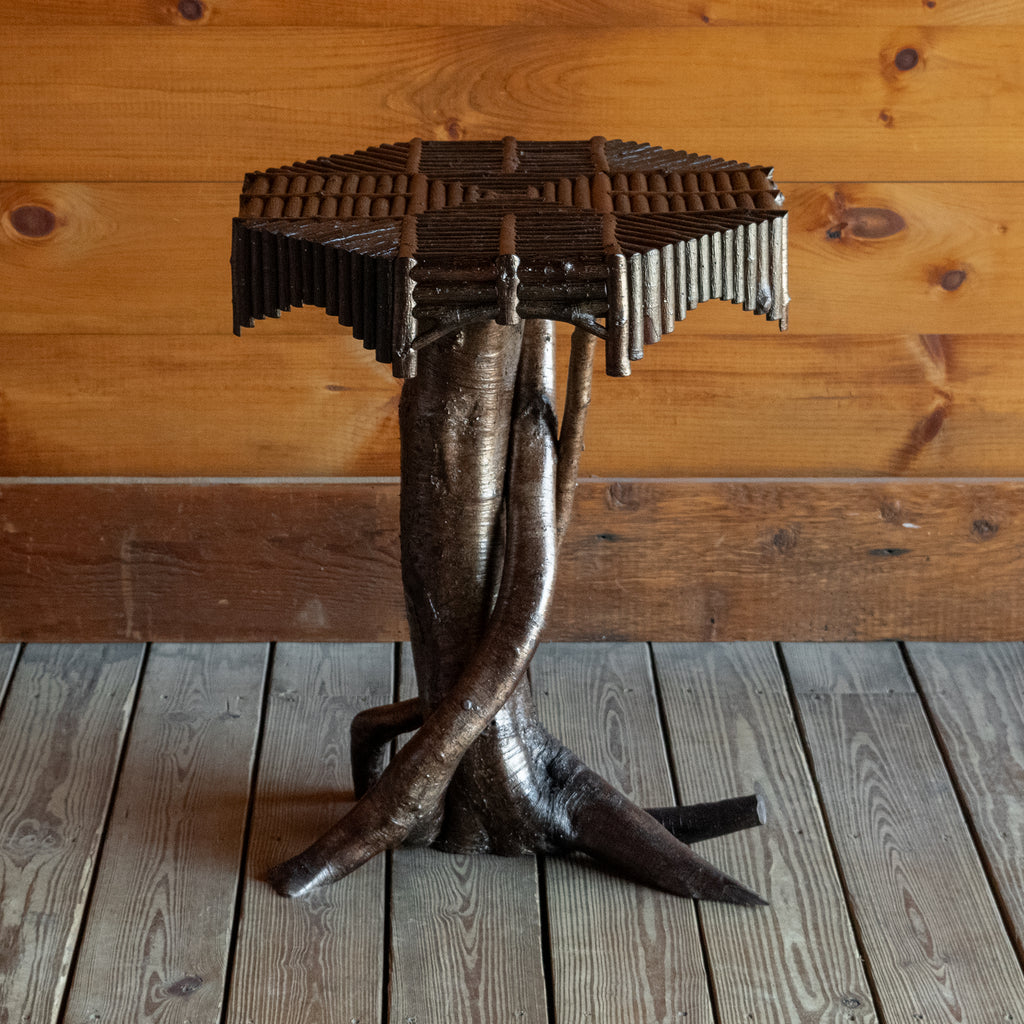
1,1,1022,639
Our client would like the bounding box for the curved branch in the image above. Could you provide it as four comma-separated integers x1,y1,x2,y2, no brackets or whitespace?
350,699,425,799
645,793,767,845
268,320,559,898
546,749,766,906
556,326,597,542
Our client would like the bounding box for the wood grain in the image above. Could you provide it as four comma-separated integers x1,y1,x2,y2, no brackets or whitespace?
2,0,1020,27
62,643,268,1024
0,332,403,478
532,642,715,1024
225,643,390,1024
4,178,1023,479
651,642,877,1023
389,849,547,1024
4,638,1023,1018
5,330,1024,478
905,641,1024,955
785,642,1024,1020
2,28,1021,182
0,478,409,643
389,644,549,1024
781,642,915,696
0,644,144,1024
3,181,1021,338
4,477,1024,643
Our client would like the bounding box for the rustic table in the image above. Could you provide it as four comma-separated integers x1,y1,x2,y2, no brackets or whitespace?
231,137,789,906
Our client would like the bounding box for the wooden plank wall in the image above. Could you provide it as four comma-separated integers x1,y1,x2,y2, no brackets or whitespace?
1,1,1023,639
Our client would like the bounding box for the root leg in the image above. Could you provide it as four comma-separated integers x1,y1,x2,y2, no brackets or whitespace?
269,318,769,910
555,325,597,540
350,699,425,799
268,321,558,898
646,793,767,845
548,752,765,906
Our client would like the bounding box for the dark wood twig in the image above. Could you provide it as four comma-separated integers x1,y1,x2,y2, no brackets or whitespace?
556,325,597,542
646,793,767,845
350,698,424,799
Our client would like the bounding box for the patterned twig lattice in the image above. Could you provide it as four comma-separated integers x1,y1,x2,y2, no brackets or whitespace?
231,136,789,377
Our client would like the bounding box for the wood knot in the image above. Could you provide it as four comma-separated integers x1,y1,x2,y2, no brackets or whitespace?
443,117,465,141
890,398,950,474
940,268,967,291
894,47,920,70
177,0,206,20
4,818,64,867
605,482,641,511
828,207,906,241
769,526,800,555
880,40,924,87
879,500,903,524
846,206,906,240
8,204,57,238
166,975,204,997
971,518,999,540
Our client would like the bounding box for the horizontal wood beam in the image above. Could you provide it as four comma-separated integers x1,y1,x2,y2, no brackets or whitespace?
1,477,1020,643
3,181,1019,338
2,331,1023,479
1,0,1017,28
1,27,1020,181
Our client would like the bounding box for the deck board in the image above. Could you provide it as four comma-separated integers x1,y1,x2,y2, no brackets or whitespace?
2,640,1022,1022
388,644,549,1024
784,642,1024,1021
224,643,391,1024
652,642,878,1023
0,644,144,1024
905,641,1024,957
533,642,715,1024
62,643,266,1022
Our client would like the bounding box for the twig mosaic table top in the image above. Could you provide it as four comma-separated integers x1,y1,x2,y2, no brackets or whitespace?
231,137,790,906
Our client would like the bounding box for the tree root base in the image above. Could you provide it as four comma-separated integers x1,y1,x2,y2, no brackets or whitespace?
268,699,768,908
268,322,768,909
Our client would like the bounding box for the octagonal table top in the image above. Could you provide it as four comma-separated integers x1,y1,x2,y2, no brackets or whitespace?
231,136,788,377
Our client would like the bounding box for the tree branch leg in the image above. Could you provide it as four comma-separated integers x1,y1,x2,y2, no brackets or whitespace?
556,325,597,541
267,320,557,898
350,699,425,799
645,793,767,845
545,749,766,906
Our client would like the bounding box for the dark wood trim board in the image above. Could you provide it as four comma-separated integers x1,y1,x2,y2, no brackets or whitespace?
1,478,1019,642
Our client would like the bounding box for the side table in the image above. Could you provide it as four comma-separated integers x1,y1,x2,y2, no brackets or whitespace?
231,137,789,906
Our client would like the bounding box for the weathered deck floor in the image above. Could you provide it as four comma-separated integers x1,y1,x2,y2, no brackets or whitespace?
1,641,1022,1023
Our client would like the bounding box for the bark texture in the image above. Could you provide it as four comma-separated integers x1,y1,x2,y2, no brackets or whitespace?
269,320,766,906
